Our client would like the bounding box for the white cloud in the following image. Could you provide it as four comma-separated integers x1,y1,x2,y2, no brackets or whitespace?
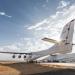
27,19,49,30
0,12,5,15
0,44,20,52
0,12,12,18
57,0,70,9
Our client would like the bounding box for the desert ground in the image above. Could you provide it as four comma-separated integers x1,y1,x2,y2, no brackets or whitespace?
0,62,75,75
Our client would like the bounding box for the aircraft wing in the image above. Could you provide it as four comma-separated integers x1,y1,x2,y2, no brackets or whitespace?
0,51,31,55
42,37,58,43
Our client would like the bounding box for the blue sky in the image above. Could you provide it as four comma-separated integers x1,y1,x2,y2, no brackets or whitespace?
0,0,75,52
0,0,59,45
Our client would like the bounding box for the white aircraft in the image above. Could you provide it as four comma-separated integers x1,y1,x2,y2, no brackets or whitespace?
0,19,74,63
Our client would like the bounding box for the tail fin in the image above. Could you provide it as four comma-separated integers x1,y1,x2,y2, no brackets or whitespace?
42,19,75,44
33,20,75,58
60,19,75,44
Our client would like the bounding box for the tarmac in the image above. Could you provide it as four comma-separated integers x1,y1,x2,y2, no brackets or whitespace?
0,62,75,75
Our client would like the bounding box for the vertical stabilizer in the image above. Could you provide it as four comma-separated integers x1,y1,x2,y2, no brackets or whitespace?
32,19,75,59
60,19,75,44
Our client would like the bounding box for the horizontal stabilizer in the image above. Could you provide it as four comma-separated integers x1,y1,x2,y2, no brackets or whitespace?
42,37,58,43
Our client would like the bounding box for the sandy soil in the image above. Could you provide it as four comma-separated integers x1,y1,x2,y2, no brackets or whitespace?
0,62,75,75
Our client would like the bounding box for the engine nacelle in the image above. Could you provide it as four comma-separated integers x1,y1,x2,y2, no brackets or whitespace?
18,55,21,58
12,54,15,58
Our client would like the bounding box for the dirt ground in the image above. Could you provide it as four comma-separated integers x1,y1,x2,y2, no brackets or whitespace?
0,62,75,75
